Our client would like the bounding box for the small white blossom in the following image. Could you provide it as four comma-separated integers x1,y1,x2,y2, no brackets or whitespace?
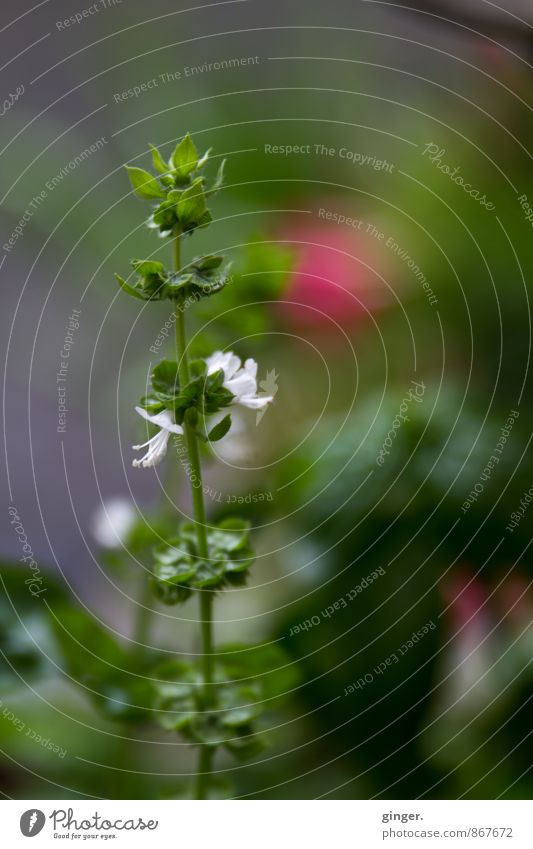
206,351,273,411
91,497,137,548
132,407,183,468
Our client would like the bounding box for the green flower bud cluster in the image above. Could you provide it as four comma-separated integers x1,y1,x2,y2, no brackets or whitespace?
139,358,234,434
116,133,229,305
153,657,265,761
152,518,255,604
126,133,224,232
115,255,231,303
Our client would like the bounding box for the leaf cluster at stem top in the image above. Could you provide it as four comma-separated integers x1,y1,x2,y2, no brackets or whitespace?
125,133,225,236
116,134,229,304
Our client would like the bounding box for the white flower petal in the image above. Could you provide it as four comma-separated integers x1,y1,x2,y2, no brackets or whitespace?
243,358,258,380
134,406,183,435
224,353,242,379
132,429,171,468
226,372,257,398
239,394,273,410
132,406,183,468
206,351,228,374
205,350,273,415
135,405,154,423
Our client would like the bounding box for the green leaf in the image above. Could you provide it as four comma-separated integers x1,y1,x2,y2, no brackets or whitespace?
149,143,169,174
219,642,300,701
152,580,188,606
154,558,196,586
153,541,185,565
197,209,213,229
225,731,266,760
208,414,232,442
221,705,260,728
151,197,178,233
114,273,146,300
159,708,196,732
152,360,180,395
131,259,166,277
189,254,225,277
189,359,207,378
170,374,204,414
177,178,208,231
217,517,250,532
129,259,167,299
166,272,193,295
202,384,234,415
125,166,165,199
188,714,230,747
193,562,225,588
164,255,228,301
152,664,197,730
223,547,255,574
138,394,165,413
171,133,199,177
206,368,225,391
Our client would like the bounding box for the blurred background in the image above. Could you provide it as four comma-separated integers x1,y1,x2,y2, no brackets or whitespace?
1,0,532,799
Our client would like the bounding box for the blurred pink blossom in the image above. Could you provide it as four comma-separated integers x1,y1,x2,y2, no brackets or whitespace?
278,211,390,327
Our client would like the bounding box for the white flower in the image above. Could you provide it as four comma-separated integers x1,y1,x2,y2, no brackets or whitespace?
205,351,273,410
132,407,183,468
91,497,137,548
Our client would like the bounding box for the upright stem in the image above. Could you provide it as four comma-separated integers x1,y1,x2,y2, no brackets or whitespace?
194,744,215,800
173,230,215,799
183,421,214,695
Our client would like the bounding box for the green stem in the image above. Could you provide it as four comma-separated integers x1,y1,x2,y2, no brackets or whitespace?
173,231,189,389
173,229,216,799
175,308,190,386
183,419,214,693
193,744,215,800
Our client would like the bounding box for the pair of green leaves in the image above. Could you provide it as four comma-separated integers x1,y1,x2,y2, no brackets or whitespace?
140,359,234,427
153,657,265,759
151,134,209,185
152,518,255,604
125,133,225,236
115,255,230,303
